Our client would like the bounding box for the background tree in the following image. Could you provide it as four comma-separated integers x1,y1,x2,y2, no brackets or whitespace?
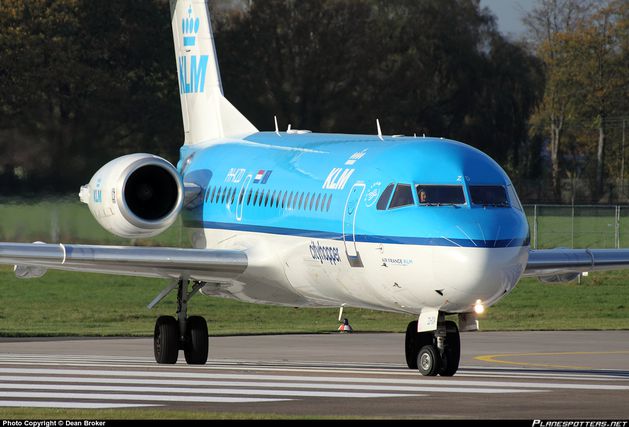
0,0,544,199
524,0,595,199
216,0,543,166
0,0,180,195
571,3,627,198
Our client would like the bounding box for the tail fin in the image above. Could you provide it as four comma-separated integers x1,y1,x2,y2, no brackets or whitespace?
170,0,257,145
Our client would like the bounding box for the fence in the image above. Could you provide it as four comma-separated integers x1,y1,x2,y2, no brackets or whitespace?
0,198,185,247
1,199,628,249
524,204,629,249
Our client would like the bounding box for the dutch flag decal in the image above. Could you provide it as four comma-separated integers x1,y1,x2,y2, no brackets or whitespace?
254,170,272,184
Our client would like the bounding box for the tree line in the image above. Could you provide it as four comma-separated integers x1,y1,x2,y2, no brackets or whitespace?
525,0,629,203
0,0,626,203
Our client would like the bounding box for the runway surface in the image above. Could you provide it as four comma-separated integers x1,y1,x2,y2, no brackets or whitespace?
0,331,628,418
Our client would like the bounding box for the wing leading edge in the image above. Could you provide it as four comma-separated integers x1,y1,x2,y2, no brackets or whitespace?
0,242,247,281
524,248,629,277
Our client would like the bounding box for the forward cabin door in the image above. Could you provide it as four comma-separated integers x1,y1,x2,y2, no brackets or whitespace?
342,183,365,258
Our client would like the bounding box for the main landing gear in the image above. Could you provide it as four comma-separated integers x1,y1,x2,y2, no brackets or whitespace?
152,278,209,365
405,314,460,376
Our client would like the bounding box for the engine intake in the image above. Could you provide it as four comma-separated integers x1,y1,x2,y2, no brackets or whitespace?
80,154,183,238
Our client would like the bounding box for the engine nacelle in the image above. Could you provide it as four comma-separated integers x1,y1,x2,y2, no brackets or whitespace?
79,153,183,238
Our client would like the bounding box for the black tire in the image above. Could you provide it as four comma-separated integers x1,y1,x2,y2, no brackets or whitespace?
405,321,435,369
417,344,441,376
440,320,461,377
405,321,420,369
184,315,209,365
154,315,179,364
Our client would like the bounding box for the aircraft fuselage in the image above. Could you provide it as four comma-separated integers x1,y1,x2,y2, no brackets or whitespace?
179,131,530,315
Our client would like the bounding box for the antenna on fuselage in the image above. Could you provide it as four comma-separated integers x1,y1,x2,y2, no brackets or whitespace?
274,116,281,137
376,119,384,141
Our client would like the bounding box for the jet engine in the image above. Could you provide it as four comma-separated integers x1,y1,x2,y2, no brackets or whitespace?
79,153,183,238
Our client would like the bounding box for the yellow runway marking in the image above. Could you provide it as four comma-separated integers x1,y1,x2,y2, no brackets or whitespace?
475,350,629,370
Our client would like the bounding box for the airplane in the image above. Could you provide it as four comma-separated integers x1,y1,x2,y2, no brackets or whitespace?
2,0,629,377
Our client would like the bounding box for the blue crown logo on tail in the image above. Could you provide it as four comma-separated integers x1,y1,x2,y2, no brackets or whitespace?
177,4,208,94
182,6,200,47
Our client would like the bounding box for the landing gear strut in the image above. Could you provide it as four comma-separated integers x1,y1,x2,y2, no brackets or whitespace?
153,278,209,365
404,314,460,376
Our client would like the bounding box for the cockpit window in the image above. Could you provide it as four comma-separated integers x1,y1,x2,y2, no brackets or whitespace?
416,185,465,205
377,183,395,211
507,184,523,211
389,184,414,208
469,185,509,207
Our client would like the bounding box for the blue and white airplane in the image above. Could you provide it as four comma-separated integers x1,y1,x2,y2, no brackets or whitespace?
2,0,629,376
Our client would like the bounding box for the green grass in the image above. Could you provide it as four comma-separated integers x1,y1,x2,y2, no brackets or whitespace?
0,198,185,246
0,266,414,336
4,199,629,249
480,270,629,330
1,199,629,335
2,201,628,420
0,408,370,420
523,205,629,248
1,266,628,336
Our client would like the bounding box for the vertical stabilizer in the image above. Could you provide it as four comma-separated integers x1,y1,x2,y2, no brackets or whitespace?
170,0,257,145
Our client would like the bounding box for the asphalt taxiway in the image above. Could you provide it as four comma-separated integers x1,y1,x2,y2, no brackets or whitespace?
0,331,628,418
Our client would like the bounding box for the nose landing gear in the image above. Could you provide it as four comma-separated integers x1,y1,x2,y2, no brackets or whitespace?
405,314,461,376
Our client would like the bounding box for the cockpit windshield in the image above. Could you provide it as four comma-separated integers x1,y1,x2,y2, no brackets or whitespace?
469,185,509,207
416,185,465,206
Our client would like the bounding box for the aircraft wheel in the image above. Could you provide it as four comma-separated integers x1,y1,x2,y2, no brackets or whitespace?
154,315,179,364
405,321,420,369
405,321,433,369
417,344,441,376
439,320,461,377
184,315,209,365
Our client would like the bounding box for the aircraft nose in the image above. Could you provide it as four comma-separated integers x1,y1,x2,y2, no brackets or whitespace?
428,210,529,310
431,245,527,310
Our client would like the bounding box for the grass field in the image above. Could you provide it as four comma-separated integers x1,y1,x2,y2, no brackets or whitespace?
1,201,629,420
1,199,629,335
1,265,628,336
0,408,355,420
524,204,629,248
4,198,629,248
0,198,184,247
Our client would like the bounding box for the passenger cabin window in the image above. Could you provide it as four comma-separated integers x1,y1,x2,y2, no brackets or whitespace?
230,188,236,204
470,185,509,207
389,184,414,209
377,183,395,211
416,185,465,205
298,193,305,210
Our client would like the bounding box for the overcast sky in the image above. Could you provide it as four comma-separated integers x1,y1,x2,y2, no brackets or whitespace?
480,0,536,39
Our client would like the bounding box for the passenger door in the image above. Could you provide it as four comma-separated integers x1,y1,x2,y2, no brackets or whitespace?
236,174,252,221
342,183,365,258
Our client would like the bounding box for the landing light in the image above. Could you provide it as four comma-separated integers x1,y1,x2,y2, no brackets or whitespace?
474,299,485,314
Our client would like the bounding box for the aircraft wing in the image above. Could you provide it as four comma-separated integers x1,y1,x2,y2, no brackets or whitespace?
523,248,629,278
0,242,247,281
